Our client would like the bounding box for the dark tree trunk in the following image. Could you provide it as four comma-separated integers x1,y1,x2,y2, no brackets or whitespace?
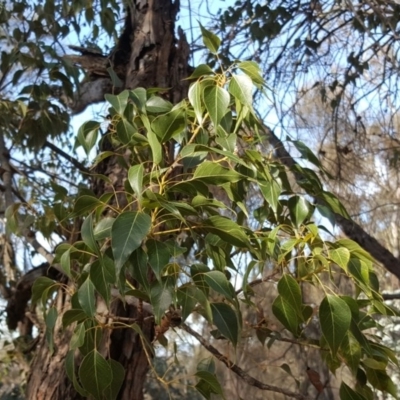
25,1,190,399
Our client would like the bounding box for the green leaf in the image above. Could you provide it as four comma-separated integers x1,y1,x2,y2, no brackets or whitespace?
193,161,242,185
204,215,249,247
188,64,215,79
105,90,129,115
188,80,204,125
177,285,199,321
93,217,114,241
152,108,186,141
60,248,72,278
90,258,114,304
197,358,216,374
272,295,300,336
72,195,103,216
79,350,113,399
129,247,150,292
150,278,174,324
291,139,325,171
81,214,99,254
277,274,302,317
146,96,172,113
195,371,223,395
147,239,171,280
288,196,311,228
329,247,350,270
259,180,281,213
204,271,235,302
78,277,96,317
111,212,151,277
32,277,57,305
364,367,397,397
229,74,253,107
65,351,87,397
116,119,136,144
339,382,367,400
70,322,86,350
203,85,230,127
104,360,125,400
62,309,87,328
77,121,99,155
340,332,361,374
199,23,221,54
147,129,162,164
237,61,264,85
130,88,147,110
318,191,350,219
128,164,144,200
319,295,351,355
211,303,239,347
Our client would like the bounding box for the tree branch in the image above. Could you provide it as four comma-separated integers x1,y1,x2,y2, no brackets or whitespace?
265,126,400,280
44,141,90,175
180,323,309,400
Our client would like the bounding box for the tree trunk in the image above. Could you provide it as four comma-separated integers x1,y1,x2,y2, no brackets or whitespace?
25,1,190,399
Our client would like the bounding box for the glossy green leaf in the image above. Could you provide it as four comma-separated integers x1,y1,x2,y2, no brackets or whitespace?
329,247,350,270
339,382,367,400
79,350,113,399
105,90,129,114
32,277,57,305
211,303,239,346
93,217,114,241
147,129,162,164
259,180,281,213
193,161,242,184
111,212,151,277
152,108,186,141
189,80,204,125
104,360,125,400
81,214,99,254
195,371,223,395
65,351,87,397
288,196,311,228
204,215,249,247
78,277,96,317
62,309,87,328
77,121,99,155
204,271,235,302
72,195,103,216
147,239,171,280
116,119,136,144
199,23,221,54
150,278,174,324
319,295,351,355
90,258,114,304
188,64,215,79
128,164,144,200
277,274,302,317
70,322,86,350
272,295,300,336
60,248,72,278
237,61,264,85
146,96,172,113
203,85,230,127
229,74,253,107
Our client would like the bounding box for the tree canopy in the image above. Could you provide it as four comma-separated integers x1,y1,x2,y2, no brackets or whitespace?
1,1,400,399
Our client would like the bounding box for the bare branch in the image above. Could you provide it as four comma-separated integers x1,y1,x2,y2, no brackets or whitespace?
180,323,309,400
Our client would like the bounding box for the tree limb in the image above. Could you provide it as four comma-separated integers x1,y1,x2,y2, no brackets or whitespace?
180,323,309,400
265,126,400,280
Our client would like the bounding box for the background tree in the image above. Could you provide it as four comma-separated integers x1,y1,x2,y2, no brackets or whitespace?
1,1,400,400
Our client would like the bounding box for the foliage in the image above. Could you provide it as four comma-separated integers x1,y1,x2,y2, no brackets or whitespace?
20,26,399,399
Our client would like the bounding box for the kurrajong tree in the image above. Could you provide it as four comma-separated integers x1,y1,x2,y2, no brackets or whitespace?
0,1,399,400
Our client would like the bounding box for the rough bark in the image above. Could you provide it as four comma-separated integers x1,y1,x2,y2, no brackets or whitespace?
25,1,190,399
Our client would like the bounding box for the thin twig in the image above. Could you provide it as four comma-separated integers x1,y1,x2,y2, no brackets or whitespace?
181,323,309,400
